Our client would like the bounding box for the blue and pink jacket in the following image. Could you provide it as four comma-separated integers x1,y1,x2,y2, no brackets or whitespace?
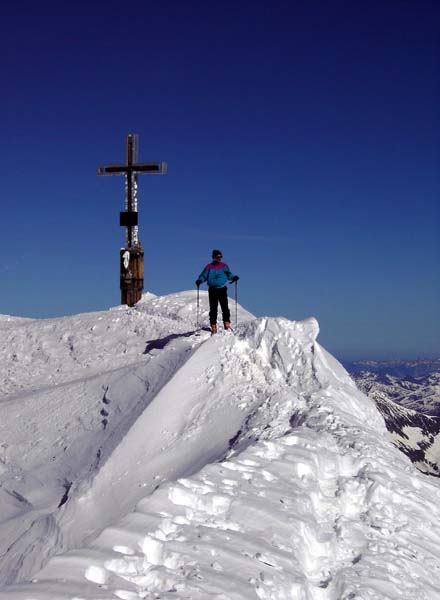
198,261,235,288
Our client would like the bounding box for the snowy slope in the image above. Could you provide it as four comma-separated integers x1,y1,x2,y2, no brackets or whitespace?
1,292,440,599
0,292,254,584
374,395,440,477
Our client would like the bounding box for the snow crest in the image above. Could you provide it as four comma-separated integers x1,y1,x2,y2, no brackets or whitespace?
1,292,440,599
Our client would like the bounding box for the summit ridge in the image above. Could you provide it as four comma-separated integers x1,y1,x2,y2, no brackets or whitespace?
1,292,440,599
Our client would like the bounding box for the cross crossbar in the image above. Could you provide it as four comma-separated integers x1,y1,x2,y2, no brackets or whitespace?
97,162,167,176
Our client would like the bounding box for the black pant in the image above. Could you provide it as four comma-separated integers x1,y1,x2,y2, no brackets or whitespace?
209,286,230,325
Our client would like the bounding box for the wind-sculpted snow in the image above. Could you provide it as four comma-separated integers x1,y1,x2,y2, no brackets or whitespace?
0,291,249,583
1,293,440,599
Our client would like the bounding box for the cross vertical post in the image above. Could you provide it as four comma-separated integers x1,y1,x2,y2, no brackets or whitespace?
98,134,167,306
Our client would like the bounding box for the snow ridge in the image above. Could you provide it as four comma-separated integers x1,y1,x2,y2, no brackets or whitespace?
1,293,440,599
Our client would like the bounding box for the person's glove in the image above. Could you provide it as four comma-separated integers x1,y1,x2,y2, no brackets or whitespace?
231,276,239,282
196,279,202,286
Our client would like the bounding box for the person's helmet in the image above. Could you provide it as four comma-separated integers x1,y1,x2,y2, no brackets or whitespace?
212,249,223,259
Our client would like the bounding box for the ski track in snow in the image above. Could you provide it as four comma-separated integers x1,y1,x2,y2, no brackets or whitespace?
1,292,440,599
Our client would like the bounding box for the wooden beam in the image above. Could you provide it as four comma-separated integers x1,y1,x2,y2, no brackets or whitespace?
97,162,167,176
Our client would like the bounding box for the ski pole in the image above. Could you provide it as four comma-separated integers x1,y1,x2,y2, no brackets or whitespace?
196,283,200,328
234,280,238,329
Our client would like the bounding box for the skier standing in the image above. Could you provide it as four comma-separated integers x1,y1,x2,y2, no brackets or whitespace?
196,249,239,334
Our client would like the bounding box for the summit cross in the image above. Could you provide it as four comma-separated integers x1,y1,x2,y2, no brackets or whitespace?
98,134,167,306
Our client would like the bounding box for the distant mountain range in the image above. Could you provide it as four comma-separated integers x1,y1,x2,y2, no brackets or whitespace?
344,359,440,476
344,358,440,378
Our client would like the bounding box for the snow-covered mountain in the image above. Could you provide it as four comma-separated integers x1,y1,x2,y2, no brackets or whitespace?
373,394,440,477
345,359,440,379
1,292,440,600
344,359,440,415
344,360,440,477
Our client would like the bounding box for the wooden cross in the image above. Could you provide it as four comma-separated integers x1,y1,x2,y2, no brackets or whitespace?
98,134,167,306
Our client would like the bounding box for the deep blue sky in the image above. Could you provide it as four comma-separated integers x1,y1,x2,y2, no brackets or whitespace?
0,1,439,360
